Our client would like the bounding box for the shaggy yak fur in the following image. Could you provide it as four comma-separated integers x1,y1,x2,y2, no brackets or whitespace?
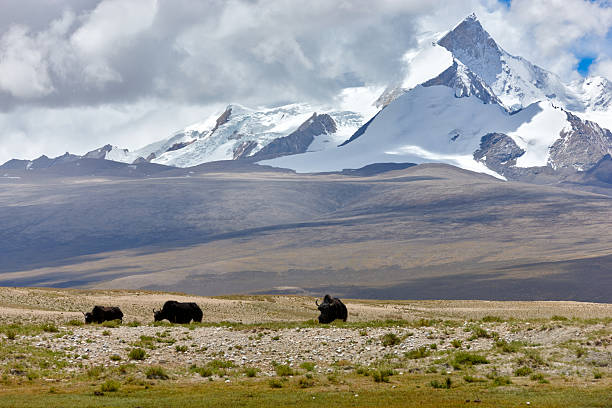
153,300,203,323
316,294,348,324
84,306,123,324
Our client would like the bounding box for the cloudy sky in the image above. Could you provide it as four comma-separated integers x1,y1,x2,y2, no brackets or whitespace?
1,0,612,163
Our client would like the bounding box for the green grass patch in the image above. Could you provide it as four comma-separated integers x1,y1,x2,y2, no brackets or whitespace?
405,347,431,360
0,376,611,407
381,333,401,347
430,377,452,389
145,366,169,380
495,339,524,353
514,366,533,376
101,319,121,328
530,373,549,383
451,351,489,369
371,368,394,383
481,315,504,323
297,375,315,388
128,348,146,361
87,366,104,379
100,379,121,392
268,378,284,388
492,376,512,386
517,349,546,367
463,375,486,383
467,326,496,341
244,367,258,377
274,364,294,377
300,362,316,372
190,365,213,378
207,360,234,369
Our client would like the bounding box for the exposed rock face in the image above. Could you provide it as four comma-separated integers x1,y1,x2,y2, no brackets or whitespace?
375,85,406,109
166,140,195,152
438,14,502,87
474,132,525,175
423,60,503,106
211,107,232,134
132,153,157,164
253,113,337,159
233,140,259,159
472,132,539,180
438,14,574,111
84,144,114,160
548,111,612,171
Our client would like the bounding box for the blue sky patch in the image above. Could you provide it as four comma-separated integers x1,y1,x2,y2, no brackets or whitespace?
577,57,596,76
498,0,511,7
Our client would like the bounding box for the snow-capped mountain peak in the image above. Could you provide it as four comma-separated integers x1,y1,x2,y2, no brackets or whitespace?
437,13,503,87
438,14,580,112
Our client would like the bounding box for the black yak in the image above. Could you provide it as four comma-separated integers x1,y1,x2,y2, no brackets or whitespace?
153,300,203,324
316,294,348,324
84,306,123,324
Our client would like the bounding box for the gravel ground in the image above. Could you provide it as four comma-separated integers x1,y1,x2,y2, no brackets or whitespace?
1,287,611,383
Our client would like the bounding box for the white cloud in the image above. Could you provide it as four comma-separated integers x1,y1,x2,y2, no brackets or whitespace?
0,25,54,98
70,0,158,84
479,0,612,79
591,57,612,78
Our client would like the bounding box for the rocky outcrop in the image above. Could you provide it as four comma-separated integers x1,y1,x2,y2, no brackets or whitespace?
252,113,337,159
474,133,524,167
166,140,195,152
233,140,259,159
84,144,114,160
473,133,526,178
211,107,232,135
548,111,612,171
423,60,503,106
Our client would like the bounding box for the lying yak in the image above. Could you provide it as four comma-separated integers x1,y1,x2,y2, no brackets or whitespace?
316,294,348,324
84,305,123,324
154,300,203,324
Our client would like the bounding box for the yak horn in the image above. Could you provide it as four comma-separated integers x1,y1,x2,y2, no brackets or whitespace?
315,299,319,306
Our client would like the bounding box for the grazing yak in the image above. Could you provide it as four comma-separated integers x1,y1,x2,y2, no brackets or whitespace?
84,306,123,324
316,294,348,324
154,300,203,324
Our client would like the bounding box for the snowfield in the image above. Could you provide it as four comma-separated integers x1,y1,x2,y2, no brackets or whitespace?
260,86,572,177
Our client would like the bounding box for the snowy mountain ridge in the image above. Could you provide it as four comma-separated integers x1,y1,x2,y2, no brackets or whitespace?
260,14,612,179
4,14,612,184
